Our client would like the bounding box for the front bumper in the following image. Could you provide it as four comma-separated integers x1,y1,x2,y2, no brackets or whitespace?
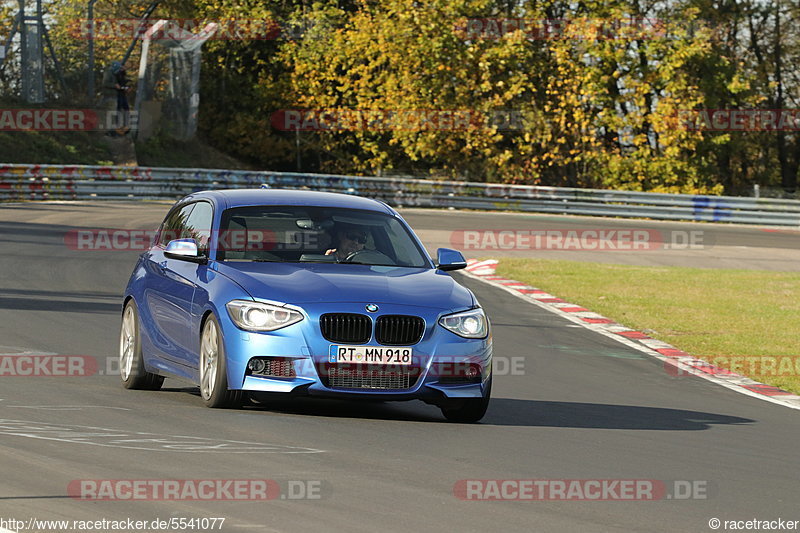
217,301,493,401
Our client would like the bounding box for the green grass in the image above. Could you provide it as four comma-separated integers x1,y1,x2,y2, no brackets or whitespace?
0,94,251,168
0,129,254,170
0,131,115,165
495,258,800,394
136,133,254,170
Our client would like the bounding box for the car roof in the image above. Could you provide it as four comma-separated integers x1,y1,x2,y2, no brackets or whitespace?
183,189,396,214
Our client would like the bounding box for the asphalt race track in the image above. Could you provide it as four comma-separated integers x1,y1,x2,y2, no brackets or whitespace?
0,202,798,533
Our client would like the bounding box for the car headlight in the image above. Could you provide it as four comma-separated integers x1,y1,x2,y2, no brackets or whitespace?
226,300,304,332
438,308,488,339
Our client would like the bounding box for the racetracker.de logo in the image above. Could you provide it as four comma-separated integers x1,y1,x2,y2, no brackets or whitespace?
0,355,98,377
450,229,706,251
67,479,325,501
0,109,99,131
455,17,667,40
66,19,305,40
453,479,709,501
666,355,800,378
64,229,158,251
63,229,319,251
677,109,800,131
0,109,138,132
270,109,525,132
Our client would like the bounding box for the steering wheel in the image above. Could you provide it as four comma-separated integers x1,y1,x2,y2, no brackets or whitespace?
343,249,394,265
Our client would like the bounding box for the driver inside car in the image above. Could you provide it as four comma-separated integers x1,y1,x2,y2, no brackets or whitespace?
324,224,367,262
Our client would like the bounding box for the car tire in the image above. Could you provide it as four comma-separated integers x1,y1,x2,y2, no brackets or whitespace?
199,314,244,409
119,301,164,391
440,376,491,423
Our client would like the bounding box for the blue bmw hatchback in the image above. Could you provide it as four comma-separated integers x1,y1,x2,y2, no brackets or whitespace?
120,189,492,422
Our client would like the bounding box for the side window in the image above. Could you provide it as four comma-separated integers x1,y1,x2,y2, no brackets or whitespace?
183,202,214,254
384,218,421,266
158,203,195,246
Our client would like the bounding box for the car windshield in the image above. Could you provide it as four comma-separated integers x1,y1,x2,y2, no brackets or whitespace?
216,205,430,268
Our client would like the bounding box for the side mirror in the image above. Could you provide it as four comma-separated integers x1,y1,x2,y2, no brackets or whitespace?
436,248,467,271
165,238,207,264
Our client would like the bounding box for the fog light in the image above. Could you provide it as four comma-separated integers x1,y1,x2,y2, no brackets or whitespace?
248,358,266,373
465,365,480,378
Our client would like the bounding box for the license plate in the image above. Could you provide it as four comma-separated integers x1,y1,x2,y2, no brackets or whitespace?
329,345,412,365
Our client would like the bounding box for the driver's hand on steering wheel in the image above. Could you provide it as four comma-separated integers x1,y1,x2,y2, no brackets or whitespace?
325,248,348,262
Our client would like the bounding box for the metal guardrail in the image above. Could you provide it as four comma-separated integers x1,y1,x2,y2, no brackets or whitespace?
1,163,799,226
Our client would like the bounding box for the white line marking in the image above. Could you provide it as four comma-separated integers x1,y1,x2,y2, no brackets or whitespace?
7,406,132,411
0,346,58,356
0,418,325,454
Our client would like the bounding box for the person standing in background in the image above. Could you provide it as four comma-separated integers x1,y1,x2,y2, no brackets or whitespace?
103,60,132,136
